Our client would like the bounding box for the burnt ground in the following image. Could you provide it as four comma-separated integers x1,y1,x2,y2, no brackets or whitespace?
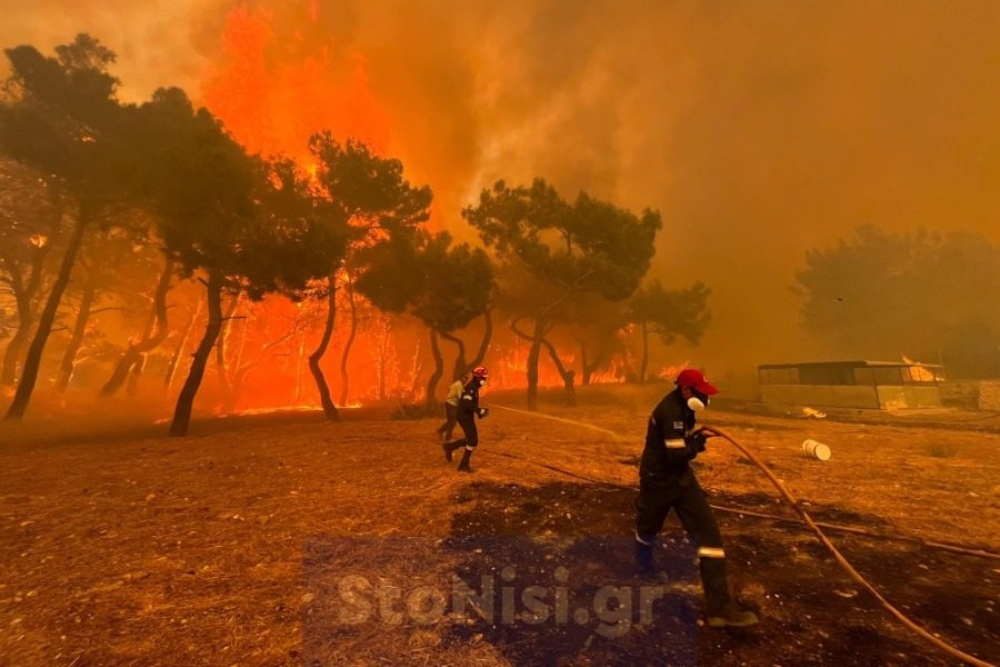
0,384,998,666
444,482,998,667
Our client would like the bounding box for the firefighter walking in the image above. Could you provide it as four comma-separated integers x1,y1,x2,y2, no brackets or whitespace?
634,368,759,628
442,367,490,473
436,372,468,441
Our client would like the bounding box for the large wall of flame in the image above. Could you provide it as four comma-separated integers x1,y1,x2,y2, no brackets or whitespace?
4,0,1000,376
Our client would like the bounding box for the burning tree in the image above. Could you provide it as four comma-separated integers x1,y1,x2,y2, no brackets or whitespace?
51,225,149,394
463,178,661,410
627,279,711,383
305,134,432,419
134,88,335,436
411,233,494,405
0,34,135,420
259,154,354,418
356,228,494,408
97,242,176,398
0,158,63,389
559,292,630,387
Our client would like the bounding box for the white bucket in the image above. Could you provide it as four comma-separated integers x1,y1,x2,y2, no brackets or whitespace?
802,439,832,461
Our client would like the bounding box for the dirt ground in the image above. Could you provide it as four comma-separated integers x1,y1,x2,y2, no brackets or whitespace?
0,384,998,666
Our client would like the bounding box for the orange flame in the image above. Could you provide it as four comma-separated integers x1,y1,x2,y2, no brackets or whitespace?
189,3,405,412
187,4,629,413
201,2,391,160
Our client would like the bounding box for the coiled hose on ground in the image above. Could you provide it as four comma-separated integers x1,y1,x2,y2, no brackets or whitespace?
703,425,995,667
487,404,997,667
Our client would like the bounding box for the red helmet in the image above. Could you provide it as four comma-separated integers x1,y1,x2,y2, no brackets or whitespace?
675,368,719,395
472,366,488,379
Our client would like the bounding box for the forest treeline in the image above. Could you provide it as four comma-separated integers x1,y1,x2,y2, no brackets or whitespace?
3,35,998,434
0,35,712,434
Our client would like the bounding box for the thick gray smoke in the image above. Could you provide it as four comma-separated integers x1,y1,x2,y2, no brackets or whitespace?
4,0,999,373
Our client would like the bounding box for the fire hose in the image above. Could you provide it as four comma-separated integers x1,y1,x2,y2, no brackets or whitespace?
702,426,995,667
486,404,997,667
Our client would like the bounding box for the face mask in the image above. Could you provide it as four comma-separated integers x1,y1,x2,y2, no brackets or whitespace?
687,393,708,412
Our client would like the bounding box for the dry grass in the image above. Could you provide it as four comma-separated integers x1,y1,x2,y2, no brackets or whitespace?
0,383,997,666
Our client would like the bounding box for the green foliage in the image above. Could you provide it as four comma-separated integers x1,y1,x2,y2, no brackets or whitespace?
0,34,130,207
133,88,257,278
249,157,356,296
629,279,711,346
462,177,661,402
463,179,661,307
133,90,348,300
407,231,495,333
309,132,434,311
462,177,661,348
353,227,426,312
309,133,432,234
795,225,1000,378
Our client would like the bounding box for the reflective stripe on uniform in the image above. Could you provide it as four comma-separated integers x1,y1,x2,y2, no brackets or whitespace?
635,530,654,546
665,439,687,449
697,546,726,559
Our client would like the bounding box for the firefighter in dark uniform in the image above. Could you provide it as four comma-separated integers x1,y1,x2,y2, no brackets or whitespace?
436,372,468,441
634,368,759,628
442,367,489,473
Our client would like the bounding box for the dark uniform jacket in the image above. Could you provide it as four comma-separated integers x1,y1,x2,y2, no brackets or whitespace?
457,377,484,417
640,389,703,478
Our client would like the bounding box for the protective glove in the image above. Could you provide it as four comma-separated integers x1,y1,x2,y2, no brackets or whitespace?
477,407,490,419
686,430,708,453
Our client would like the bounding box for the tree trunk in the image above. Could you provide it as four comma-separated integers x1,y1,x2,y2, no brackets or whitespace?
0,265,43,387
308,279,340,420
100,257,174,397
164,298,201,392
1,201,58,387
406,338,423,401
1,325,31,389
339,279,358,407
214,290,240,403
168,272,224,436
5,214,89,420
54,271,98,393
526,331,542,412
440,329,467,381
377,316,390,401
511,315,544,412
466,307,493,374
580,336,611,386
231,327,296,409
541,336,576,406
425,328,444,409
125,354,145,397
639,321,649,383
221,303,251,413
294,334,306,405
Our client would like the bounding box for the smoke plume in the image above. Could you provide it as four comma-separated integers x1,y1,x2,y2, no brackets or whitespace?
4,0,999,372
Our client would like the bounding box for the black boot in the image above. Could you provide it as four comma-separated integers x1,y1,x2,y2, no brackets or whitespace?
706,602,759,628
635,539,654,572
457,449,473,473
635,538,668,583
442,440,463,463
700,557,758,628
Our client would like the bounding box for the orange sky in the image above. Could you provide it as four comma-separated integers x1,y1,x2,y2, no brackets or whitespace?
3,0,1000,374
